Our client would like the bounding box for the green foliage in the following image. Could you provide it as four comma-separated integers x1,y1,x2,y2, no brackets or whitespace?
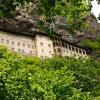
0,0,29,18
37,0,91,31
36,20,49,33
0,0,90,26
81,36,100,50
0,46,99,99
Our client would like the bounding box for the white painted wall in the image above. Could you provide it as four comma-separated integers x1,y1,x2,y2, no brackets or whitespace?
35,34,54,58
0,31,36,55
0,31,87,58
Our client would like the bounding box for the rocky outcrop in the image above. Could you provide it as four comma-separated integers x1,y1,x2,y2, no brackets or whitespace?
0,6,100,44
75,13,100,43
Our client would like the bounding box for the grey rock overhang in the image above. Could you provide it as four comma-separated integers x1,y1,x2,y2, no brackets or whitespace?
0,17,36,34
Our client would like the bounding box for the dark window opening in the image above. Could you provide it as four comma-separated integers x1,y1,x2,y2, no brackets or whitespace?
40,43,43,46
11,41,14,45
79,49,82,53
41,49,44,52
17,42,20,46
48,44,51,47
28,44,30,48
72,47,74,51
1,39,4,43
30,51,32,54
76,48,78,52
57,48,61,53
18,49,21,52
6,40,9,44
12,48,14,50
22,43,25,47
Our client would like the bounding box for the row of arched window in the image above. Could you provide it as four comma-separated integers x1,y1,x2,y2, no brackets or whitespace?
53,36,86,55
53,42,86,54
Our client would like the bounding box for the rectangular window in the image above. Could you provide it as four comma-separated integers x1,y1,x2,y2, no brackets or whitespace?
22,43,25,47
28,44,30,48
54,49,56,53
65,44,68,48
41,49,44,52
6,40,9,44
17,42,20,46
12,48,14,50
18,49,21,52
69,46,71,50
62,42,64,47
40,43,43,46
79,49,82,53
11,41,14,45
83,51,86,54
32,45,34,49
49,51,51,53
1,39,4,43
30,51,32,54
53,42,57,47
76,48,78,52
22,50,24,53
72,47,74,51
48,44,51,47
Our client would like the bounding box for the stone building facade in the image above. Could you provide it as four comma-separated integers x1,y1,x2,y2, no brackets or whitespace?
0,30,87,58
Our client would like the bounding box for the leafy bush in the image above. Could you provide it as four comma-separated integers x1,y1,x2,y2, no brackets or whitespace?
0,46,99,100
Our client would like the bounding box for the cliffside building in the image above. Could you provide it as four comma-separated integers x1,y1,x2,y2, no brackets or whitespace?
0,30,87,58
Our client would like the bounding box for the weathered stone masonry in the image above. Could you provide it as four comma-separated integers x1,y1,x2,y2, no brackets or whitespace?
0,31,87,58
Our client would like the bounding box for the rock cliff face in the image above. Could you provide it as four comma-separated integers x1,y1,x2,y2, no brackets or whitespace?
0,6,100,44
0,6,37,34
76,14,100,43
0,5,76,42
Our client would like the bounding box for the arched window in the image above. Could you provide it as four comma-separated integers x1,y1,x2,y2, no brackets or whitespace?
79,49,82,53
69,46,71,50
57,48,61,53
72,47,74,51
83,50,86,54
76,48,78,52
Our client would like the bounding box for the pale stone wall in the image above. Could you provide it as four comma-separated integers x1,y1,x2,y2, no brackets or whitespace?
0,31,36,56
0,31,87,58
35,34,54,58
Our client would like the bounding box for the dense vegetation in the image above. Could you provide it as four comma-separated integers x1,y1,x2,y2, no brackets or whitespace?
0,0,100,99
81,36,100,50
0,45,100,100
0,0,90,17
0,0,97,30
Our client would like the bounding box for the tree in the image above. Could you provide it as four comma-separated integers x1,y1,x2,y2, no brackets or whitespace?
0,45,99,99
0,0,99,32
0,0,91,22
